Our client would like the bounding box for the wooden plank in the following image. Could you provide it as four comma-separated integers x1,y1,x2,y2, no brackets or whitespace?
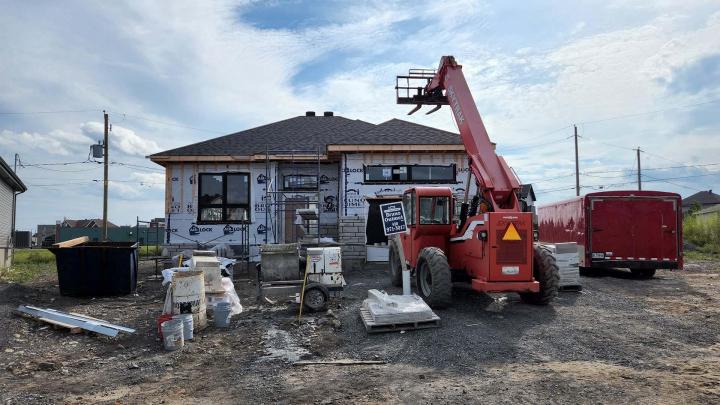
12,310,82,333
52,236,89,248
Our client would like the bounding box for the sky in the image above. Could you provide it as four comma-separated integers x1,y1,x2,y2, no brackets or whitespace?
1,0,720,231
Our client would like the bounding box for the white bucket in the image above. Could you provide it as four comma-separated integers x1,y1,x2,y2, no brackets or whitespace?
172,271,208,331
161,319,184,351
173,313,194,340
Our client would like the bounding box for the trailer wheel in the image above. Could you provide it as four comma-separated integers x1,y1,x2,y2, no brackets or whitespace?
389,244,403,287
303,283,329,312
520,246,560,305
416,247,452,308
631,268,656,279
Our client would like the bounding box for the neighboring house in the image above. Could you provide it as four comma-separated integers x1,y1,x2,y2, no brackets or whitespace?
36,224,56,247
694,204,720,221
149,111,488,266
0,157,27,268
682,190,720,214
60,218,118,228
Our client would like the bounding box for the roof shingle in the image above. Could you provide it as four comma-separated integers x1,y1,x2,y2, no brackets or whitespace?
151,115,461,157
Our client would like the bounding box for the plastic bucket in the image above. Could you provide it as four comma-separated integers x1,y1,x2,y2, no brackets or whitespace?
172,271,208,331
214,302,232,328
161,319,184,351
173,313,194,340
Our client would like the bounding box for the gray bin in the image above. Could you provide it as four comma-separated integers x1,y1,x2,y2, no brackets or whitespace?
260,243,301,281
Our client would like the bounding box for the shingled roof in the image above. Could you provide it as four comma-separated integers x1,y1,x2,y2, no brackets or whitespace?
682,190,720,207
150,114,461,158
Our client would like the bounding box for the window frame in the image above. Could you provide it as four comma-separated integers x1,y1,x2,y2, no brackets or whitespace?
363,164,457,184
418,196,451,225
403,190,416,226
197,172,251,224
282,174,319,191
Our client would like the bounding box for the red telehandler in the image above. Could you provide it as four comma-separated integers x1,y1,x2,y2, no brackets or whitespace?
390,56,559,307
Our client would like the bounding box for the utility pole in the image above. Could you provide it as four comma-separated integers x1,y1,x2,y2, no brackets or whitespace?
102,111,109,241
636,147,642,191
574,125,580,196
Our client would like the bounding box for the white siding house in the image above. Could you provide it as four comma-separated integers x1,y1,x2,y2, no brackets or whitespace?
0,157,27,268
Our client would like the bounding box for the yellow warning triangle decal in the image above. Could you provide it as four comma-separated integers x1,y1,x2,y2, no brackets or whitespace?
502,223,521,241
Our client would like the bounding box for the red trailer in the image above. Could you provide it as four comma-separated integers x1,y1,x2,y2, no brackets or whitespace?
537,191,682,278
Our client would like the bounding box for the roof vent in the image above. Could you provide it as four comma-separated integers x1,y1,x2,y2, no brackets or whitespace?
305,111,316,116
323,111,334,117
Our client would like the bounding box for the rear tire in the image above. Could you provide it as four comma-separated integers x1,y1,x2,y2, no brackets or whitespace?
389,243,402,287
415,247,452,308
631,268,656,279
520,246,560,305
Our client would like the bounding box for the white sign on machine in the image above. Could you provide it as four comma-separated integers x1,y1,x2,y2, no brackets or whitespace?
379,201,411,295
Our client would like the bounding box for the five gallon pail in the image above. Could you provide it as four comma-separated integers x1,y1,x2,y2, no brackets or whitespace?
173,313,194,340
161,318,184,351
214,302,232,328
171,271,208,330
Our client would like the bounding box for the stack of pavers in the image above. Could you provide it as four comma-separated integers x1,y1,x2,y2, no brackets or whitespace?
360,289,440,333
541,242,581,291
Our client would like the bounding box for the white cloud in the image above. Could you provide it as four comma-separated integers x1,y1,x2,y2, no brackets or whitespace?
81,122,161,157
0,128,93,156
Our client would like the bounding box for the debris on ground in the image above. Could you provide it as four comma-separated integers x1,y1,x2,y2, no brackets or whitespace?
13,305,136,337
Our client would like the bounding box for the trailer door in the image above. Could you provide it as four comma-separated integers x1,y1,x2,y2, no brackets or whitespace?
589,197,679,261
634,198,679,261
589,198,634,260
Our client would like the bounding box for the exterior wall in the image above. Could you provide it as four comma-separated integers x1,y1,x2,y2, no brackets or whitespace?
338,152,476,262
160,152,476,265
0,180,13,267
162,161,340,261
339,215,366,270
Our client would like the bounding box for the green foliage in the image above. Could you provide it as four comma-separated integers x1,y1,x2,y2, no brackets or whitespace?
0,249,56,283
684,212,720,254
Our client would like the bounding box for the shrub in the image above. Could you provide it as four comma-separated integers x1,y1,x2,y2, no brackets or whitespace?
684,213,720,254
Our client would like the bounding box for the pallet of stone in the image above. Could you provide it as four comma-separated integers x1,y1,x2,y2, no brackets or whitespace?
360,307,440,333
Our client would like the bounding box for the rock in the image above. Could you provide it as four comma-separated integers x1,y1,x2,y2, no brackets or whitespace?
331,319,342,329
128,363,140,370
38,361,57,371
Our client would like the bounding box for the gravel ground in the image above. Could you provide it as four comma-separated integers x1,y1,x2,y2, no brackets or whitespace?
1,259,719,404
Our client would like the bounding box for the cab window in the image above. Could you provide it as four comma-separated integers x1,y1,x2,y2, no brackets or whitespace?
419,196,450,224
403,192,416,226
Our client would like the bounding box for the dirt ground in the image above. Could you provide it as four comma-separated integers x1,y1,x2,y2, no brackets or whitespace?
1,258,719,404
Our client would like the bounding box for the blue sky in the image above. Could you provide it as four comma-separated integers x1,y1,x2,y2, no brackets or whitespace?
1,0,719,231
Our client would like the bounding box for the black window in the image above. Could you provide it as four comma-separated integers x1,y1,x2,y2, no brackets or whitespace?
198,173,250,223
283,175,318,190
364,164,456,183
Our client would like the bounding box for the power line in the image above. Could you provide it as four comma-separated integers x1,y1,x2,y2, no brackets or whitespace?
0,109,101,115
577,98,720,126
107,110,225,134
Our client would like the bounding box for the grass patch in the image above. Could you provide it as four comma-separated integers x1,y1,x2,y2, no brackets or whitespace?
685,251,720,262
684,213,720,254
0,249,56,283
138,245,161,257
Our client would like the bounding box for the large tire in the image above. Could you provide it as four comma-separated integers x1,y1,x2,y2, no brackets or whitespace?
389,243,402,287
416,247,452,308
520,246,560,305
631,268,656,279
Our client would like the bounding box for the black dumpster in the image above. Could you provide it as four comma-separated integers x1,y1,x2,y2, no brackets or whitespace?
50,241,139,296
